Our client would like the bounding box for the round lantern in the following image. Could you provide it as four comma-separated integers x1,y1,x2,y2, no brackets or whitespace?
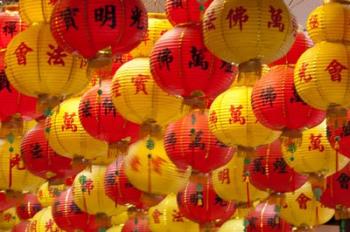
19,0,55,24
218,219,245,232
203,0,296,65
12,221,30,232
73,165,126,216
246,202,292,232
122,214,151,232
16,193,42,220
5,23,89,106
50,0,148,59
37,182,65,208
130,13,172,58
108,225,123,232
0,136,45,192
0,192,18,212
125,136,191,195
307,1,350,44
0,207,19,230
150,23,235,102
280,182,334,229
249,139,308,194
112,57,188,127
45,97,108,163
27,207,64,232
212,154,268,204
149,193,200,232
327,110,350,158
252,65,325,141
164,109,233,173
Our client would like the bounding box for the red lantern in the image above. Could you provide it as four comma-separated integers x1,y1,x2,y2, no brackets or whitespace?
270,31,313,66
150,24,235,103
249,139,308,194
50,0,148,59
246,202,292,232
177,175,235,225
122,214,151,232
11,221,30,232
16,193,42,220
165,0,213,26
252,65,325,140
164,110,233,173
0,192,17,212
21,120,78,180
327,110,350,158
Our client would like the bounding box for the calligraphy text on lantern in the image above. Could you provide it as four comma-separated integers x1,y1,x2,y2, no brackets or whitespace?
132,75,150,95
226,6,249,31
204,10,216,31
299,62,312,83
61,112,78,132
268,6,285,32
308,15,319,29
14,42,33,65
94,5,117,29
308,133,325,152
325,59,348,82
229,105,246,125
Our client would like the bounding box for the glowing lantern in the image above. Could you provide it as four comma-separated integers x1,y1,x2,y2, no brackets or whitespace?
327,110,350,158
45,97,108,163
112,57,188,128
164,110,233,173
37,182,65,208
150,23,235,103
280,182,334,230
203,0,296,65
125,136,191,195
50,0,148,59
218,219,245,232
19,0,56,24
27,207,64,232
16,193,42,220
122,214,151,232
12,221,30,232
149,193,200,232
0,208,19,230
212,154,268,204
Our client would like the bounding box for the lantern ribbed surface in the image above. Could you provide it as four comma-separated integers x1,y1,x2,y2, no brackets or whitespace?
37,182,65,208
0,6,26,49
0,208,19,230
19,0,55,24
28,207,64,232
16,193,42,220
218,219,245,232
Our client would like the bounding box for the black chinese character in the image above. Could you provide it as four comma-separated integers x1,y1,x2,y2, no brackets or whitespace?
130,6,144,30
220,60,234,73
60,7,79,31
273,158,287,174
267,215,279,228
0,70,11,92
189,46,208,70
102,98,116,117
337,173,350,190
171,0,183,8
157,48,173,70
215,195,228,206
31,143,43,159
105,173,115,186
216,139,228,148
189,129,205,150
94,5,116,29
260,86,276,107
2,21,17,37
253,157,266,175
290,86,306,105
342,122,350,137
165,132,177,146
248,217,258,229
82,100,92,118
70,202,82,214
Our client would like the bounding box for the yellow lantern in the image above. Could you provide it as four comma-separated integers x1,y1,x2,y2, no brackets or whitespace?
280,182,334,229
45,97,108,163
37,182,65,208
0,207,19,230
218,219,245,232
203,0,296,65
149,193,199,232
19,0,54,24
111,211,129,226
307,1,350,44
107,225,123,232
130,13,172,58
125,136,190,195
212,154,268,204
112,58,188,128
73,165,126,216
27,207,64,232
0,136,45,192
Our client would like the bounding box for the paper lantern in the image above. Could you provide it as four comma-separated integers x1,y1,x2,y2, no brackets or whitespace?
37,182,65,208
16,193,42,220
218,219,245,232
12,221,30,232
212,154,268,204
164,110,233,173
177,174,235,225
327,110,350,158
149,193,199,232
50,0,148,59
307,1,350,44
19,0,55,24
150,23,235,101
45,97,108,163
0,208,19,230
131,13,172,58
122,214,151,232
27,207,64,232
0,136,45,192
5,23,89,104
249,139,308,194
125,136,191,195
280,182,334,229
73,165,126,216
203,0,296,64
108,225,123,232
0,192,18,212
112,57,188,127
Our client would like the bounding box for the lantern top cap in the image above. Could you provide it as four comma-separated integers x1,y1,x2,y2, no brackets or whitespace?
2,4,18,11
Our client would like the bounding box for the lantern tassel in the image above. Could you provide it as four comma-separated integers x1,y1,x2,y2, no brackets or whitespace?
308,173,326,201
140,120,163,138
267,192,286,208
36,94,61,116
280,129,303,149
294,225,315,232
0,115,23,138
335,205,350,220
326,104,347,130
107,141,129,158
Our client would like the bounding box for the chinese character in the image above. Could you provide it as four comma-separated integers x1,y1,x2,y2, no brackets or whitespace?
69,202,82,214
31,143,43,159
80,58,88,69
253,157,266,175
308,133,325,152
45,219,57,232
267,215,279,228
220,60,234,73
172,210,184,222
342,122,350,137
273,158,287,174
296,193,311,209
152,157,166,175
130,156,141,172
325,59,348,82
218,168,230,184
226,6,249,31
337,173,350,190
14,42,33,65
79,175,94,195
268,6,285,32
209,111,218,125
47,44,67,66
157,48,173,70
60,7,79,31
203,9,217,31
215,195,228,206
171,0,183,8
9,154,26,187
248,217,258,229
299,62,312,83
81,100,92,118
2,21,17,37
3,213,12,222
188,46,209,70
308,15,319,29
0,71,11,92
229,105,246,125
152,209,163,224
132,74,150,95
290,86,306,105
94,5,116,28
102,98,117,117
130,6,144,30
189,129,206,150
61,112,78,132
113,79,121,97
260,86,276,107
165,132,177,147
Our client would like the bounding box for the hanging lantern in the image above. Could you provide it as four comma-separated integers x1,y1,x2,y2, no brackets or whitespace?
125,136,191,195
202,0,296,65
218,219,245,232
252,65,325,144
280,182,334,230
45,97,108,164
149,193,200,232
12,221,30,232
19,0,56,24
164,109,233,173
150,23,235,105
327,110,350,158
112,57,188,129
0,207,19,230
122,213,151,232
50,0,148,59
37,182,65,208
212,154,268,205
27,207,64,232
16,193,42,220
0,192,18,212
108,225,123,232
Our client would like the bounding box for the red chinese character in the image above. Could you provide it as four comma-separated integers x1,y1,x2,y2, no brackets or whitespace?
268,5,285,32
61,112,78,132
204,9,217,31
229,105,246,125
113,79,121,97
84,179,94,195
130,156,141,172
299,62,312,83
29,220,37,232
296,193,311,209
45,219,59,232
209,111,218,126
14,42,33,65
325,59,348,82
308,133,325,152
142,32,150,45
47,44,67,66
218,168,230,184
152,209,163,224
308,15,319,29
9,153,25,188
3,213,12,222
152,157,166,175
132,74,150,95
172,209,185,222
226,6,249,31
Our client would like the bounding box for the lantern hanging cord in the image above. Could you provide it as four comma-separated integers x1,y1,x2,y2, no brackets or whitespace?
289,0,306,9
